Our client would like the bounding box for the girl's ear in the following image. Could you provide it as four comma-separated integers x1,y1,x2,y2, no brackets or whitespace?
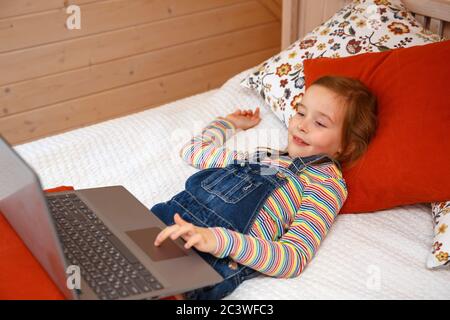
336,143,343,156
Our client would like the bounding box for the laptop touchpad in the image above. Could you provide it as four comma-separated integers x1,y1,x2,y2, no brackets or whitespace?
126,227,187,262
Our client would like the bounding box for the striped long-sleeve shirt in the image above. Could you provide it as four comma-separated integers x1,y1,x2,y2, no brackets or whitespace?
179,118,348,278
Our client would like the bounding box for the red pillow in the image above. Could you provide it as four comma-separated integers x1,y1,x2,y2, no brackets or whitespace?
303,40,450,214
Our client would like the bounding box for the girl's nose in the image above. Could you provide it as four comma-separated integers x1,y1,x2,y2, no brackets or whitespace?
297,119,309,133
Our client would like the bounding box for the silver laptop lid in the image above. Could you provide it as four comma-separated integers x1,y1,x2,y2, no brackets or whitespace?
0,136,76,299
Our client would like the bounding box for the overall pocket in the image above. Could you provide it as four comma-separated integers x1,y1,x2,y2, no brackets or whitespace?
200,166,262,204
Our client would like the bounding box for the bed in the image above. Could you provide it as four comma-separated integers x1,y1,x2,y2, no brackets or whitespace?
12,67,450,299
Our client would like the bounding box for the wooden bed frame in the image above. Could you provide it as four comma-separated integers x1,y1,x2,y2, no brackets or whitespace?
282,0,450,49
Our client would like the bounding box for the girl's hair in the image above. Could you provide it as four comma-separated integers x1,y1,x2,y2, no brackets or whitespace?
313,75,378,170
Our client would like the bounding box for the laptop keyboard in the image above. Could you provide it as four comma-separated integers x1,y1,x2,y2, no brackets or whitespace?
46,193,164,300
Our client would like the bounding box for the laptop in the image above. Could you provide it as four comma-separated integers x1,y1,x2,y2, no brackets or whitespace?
0,136,223,300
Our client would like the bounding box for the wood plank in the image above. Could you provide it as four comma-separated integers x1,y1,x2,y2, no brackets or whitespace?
402,0,450,23
0,22,280,116
0,1,274,86
0,0,96,19
1,48,279,145
429,18,444,36
281,0,299,49
414,14,427,27
0,0,246,53
258,0,282,19
300,0,349,39
444,22,450,38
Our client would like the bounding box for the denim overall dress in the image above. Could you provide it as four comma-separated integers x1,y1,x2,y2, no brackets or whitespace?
150,151,339,299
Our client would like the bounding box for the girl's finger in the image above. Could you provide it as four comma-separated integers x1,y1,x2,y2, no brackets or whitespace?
184,233,203,249
174,213,189,226
173,214,196,241
154,224,180,246
170,223,194,240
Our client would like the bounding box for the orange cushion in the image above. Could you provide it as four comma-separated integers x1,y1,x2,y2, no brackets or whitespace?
0,186,72,299
303,40,450,214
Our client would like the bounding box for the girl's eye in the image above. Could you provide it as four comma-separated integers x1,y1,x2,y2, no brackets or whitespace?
316,121,326,128
297,112,326,128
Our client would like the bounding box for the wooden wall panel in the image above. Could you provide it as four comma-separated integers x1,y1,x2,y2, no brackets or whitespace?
0,0,95,19
0,0,245,53
0,1,275,86
1,23,280,116
0,49,279,144
259,0,282,19
0,0,282,145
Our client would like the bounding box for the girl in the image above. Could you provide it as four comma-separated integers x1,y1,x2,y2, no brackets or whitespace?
152,75,378,300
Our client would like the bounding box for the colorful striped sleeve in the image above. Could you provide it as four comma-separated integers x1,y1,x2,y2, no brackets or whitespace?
209,176,348,278
179,117,247,169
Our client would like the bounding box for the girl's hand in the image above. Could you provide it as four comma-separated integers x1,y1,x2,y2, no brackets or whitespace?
222,107,261,130
154,213,217,254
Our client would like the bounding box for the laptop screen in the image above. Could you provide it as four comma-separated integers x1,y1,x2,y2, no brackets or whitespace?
0,137,76,299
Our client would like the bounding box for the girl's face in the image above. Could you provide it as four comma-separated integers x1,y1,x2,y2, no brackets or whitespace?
287,84,345,159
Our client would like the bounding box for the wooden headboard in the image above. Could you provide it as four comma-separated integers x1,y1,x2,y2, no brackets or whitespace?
282,0,450,49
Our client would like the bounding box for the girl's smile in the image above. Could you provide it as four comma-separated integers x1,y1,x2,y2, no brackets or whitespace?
292,135,310,146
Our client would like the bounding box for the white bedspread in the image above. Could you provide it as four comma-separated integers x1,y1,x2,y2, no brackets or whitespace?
15,68,450,299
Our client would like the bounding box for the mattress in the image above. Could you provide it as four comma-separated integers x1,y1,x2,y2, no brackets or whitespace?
15,68,450,300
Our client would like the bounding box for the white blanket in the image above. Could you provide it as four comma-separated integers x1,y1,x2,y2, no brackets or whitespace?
15,69,450,299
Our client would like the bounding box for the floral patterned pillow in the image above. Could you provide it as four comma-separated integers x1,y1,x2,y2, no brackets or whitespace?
240,0,442,128
427,201,450,269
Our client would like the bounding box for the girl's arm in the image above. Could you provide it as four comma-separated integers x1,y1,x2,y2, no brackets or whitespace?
179,118,244,169
179,108,260,169
209,176,348,278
